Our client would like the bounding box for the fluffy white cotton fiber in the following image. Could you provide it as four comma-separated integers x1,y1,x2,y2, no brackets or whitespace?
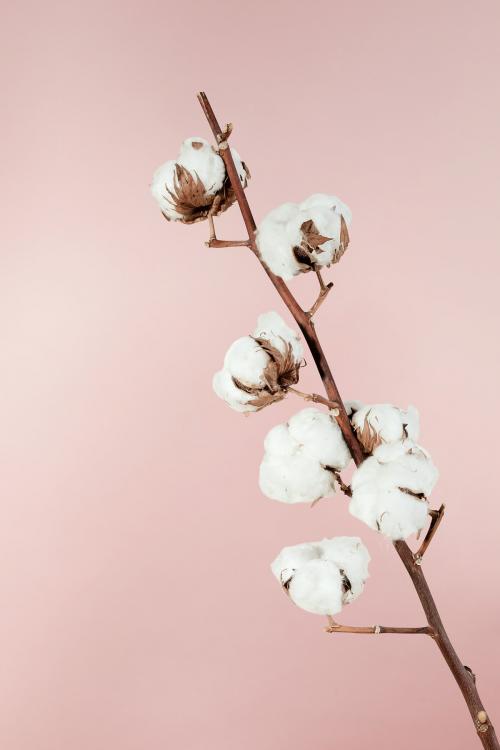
259,408,350,503
271,536,370,615
349,447,439,541
213,311,303,413
256,193,351,280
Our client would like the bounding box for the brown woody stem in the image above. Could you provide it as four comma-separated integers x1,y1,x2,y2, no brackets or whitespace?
197,91,499,750
414,503,445,562
307,276,334,318
326,616,433,636
206,239,250,248
287,387,339,410
330,469,352,497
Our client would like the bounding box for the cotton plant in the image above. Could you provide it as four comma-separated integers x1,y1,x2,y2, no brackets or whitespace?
150,92,498,748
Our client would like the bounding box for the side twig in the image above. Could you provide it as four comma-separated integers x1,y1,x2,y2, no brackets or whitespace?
287,387,339,411
326,616,433,636
414,504,446,563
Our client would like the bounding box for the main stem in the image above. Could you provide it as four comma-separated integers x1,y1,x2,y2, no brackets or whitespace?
197,92,498,749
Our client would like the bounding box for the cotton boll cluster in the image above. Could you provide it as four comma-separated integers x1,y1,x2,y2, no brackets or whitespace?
259,408,351,503
213,311,303,413
349,445,439,541
271,537,370,615
151,137,249,223
256,194,351,280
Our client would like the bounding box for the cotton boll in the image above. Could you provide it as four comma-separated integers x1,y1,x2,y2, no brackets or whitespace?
256,207,304,280
271,543,320,585
259,452,336,504
299,193,352,226
376,490,430,541
349,449,438,540
271,536,371,614
223,336,271,389
212,369,257,413
287,408,350,470
253,311,303,361
319,537,370,602
177,137,226,195
351,403,421,454
349,483,429,541
385,449,438,498
150,160,184,220
286,206,342,268
288,559,344,615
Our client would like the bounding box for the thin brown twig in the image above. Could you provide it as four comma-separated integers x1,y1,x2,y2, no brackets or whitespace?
287,386,339,410
307,280,334,319
206,239,250,248
330,469,352,497
326,616,434,636
414,504,446,563
196,91,499,750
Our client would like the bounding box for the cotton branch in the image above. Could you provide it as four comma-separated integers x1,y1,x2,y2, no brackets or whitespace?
326,616,433,636
287,387,339,411
196,92,500,750
307,269,333,318
414,504,446,563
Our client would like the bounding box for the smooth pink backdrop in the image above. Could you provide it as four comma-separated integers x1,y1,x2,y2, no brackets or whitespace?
1,1,499,748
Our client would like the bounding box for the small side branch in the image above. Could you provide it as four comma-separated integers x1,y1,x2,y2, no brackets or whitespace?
414,504,445,564
206,239,251,248
331,469,352,497
287,387,339,411
307,269,333,318
326,617,434,636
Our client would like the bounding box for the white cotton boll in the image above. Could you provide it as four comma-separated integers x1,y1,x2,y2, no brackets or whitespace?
352,404,407,445
385,449,438,498
271,543,320,585
288,559,344,615
256,209,303,280
150,160,183,220
299,193,352,226
349,484,429,541
212,369,257,413
351,403,421,454
253,311,303,361
177,137,226,195
286,206,342,268
287,408,350,470
349,450,438,540
376,491,430,541
319,536,370,602
223,336,270,389
259,452,336,504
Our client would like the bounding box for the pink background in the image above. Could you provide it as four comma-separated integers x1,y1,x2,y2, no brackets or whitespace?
1,1,499,748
